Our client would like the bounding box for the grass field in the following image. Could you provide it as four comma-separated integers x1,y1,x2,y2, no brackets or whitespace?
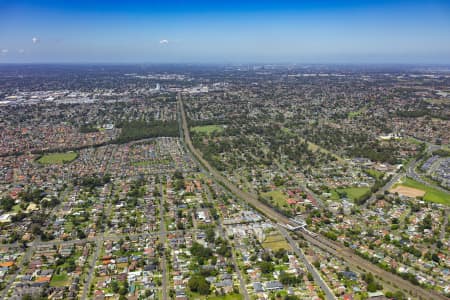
366,169,384,180
348,111,362,118
348,111,360,118
405,137,424,146
37,152,78,164
331,187,371,201
191,125,224,135
425,98,450,105
262,233,292,251
64,222,74,232
262,190,288,207
188,293,243,300
50,273,69,287
348,107,367,119
12,204,22,213
208,294,244,300
393,177,450,205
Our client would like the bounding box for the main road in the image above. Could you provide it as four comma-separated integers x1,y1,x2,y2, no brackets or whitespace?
159,183,168,300
81,145,117,300
363,171,404,208
204,181,251,300
0,238,38,299
406,158,450,194
178,94,448,300
278,226,336,300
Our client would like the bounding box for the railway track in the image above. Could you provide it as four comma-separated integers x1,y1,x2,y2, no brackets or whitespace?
178,95,448,300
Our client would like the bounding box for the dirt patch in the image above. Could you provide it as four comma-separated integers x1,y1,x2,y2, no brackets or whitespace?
390,185,426,198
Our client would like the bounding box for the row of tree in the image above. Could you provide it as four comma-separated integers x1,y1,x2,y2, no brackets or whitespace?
115,120,179,143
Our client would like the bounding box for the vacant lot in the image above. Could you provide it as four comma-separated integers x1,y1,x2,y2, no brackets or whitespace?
208,294,244,300
392,177,450,205
366,169,384,180
191,125,224,135
50,273,69,287
331,187,371,201
37,152,78,164
262,190,288,207
262,232,292,251
189,293,243,300
348,109,364,118
390,186,426,198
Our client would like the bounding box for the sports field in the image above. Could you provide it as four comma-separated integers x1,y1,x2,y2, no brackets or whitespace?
191,125,224,135
391,177,450,205
37,152,78,164
390,186,425,198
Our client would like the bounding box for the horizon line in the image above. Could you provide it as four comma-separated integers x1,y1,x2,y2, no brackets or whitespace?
1,62,450,67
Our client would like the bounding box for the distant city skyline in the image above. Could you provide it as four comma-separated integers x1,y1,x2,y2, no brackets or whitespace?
1,0,450,64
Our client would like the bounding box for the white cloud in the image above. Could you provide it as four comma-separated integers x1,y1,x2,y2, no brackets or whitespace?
32,37,40,44
1,49,8,55
159,39,169,45
18,49,25,54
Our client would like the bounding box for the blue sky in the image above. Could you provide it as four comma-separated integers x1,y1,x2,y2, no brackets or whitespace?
0,0,449,63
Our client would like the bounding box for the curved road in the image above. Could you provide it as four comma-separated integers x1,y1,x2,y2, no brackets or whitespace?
407,159,450,194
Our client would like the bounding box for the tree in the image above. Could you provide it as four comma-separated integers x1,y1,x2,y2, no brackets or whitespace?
190,242,213,261
110,280,119,293
205,227,215,243
279,271,302,285
216,244,231,258
31,224,42,236
118,280,128,295
393,291,406,300
273,175,286,187
0,196,15,211
188,275,210,295
259,261,274,274
116,120,179,143
431,253,440,263
363,272,382,292
77,229,86,239
367,281,379,292
173,170,184,180
274,248,287,259
420,214,432,231
313,260,320,268
284,296,300,300
362,272,374,284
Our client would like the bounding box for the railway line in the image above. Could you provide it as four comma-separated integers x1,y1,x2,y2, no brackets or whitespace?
178,94,448,300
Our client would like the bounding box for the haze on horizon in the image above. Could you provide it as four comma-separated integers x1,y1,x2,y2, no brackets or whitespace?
0,0,450,64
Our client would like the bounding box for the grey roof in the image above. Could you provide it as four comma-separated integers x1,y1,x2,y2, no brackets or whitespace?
265,280,283,290
253,282,264,292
